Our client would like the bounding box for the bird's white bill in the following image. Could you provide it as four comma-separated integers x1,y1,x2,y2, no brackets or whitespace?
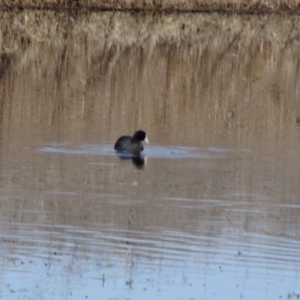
145,136,149,144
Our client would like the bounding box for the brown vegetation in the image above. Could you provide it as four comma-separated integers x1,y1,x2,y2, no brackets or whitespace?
0,0,300,13
0,9,300,147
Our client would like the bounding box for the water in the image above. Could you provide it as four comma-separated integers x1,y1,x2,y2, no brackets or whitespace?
1,140,300,299
0,9,300,300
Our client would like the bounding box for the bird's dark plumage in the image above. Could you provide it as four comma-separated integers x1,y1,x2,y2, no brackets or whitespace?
114,130,149,154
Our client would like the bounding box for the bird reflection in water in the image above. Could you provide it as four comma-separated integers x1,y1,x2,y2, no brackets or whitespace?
116,152,146,169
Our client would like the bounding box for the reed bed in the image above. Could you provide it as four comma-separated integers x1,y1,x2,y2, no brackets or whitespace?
1,9,300,54
0,9,300,150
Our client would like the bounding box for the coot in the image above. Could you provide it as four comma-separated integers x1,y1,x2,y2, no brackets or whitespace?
114,130,149,153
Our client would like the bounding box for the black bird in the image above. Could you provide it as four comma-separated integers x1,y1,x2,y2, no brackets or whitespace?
114,130,149,154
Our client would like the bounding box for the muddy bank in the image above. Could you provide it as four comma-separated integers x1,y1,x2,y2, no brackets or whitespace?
1,0,300,13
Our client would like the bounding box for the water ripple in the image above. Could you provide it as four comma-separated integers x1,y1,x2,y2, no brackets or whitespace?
38,143,231,159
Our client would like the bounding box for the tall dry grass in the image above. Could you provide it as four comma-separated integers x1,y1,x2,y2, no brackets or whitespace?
1,10,299,55
0,9,300,148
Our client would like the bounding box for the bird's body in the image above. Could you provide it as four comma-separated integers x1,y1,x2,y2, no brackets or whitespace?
114,130,149,154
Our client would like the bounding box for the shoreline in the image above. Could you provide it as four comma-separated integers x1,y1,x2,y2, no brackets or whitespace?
0,1,300,14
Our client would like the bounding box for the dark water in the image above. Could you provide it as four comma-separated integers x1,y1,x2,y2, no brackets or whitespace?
1,10,300,300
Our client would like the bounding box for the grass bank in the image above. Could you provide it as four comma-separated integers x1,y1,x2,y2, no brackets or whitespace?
0,0,300,13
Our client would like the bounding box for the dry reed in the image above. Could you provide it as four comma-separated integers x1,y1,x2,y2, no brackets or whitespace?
1,9,300,137
1,10,300,54
0,10,300,132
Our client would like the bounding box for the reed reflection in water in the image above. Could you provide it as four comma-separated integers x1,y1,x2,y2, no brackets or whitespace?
0,10,300,300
